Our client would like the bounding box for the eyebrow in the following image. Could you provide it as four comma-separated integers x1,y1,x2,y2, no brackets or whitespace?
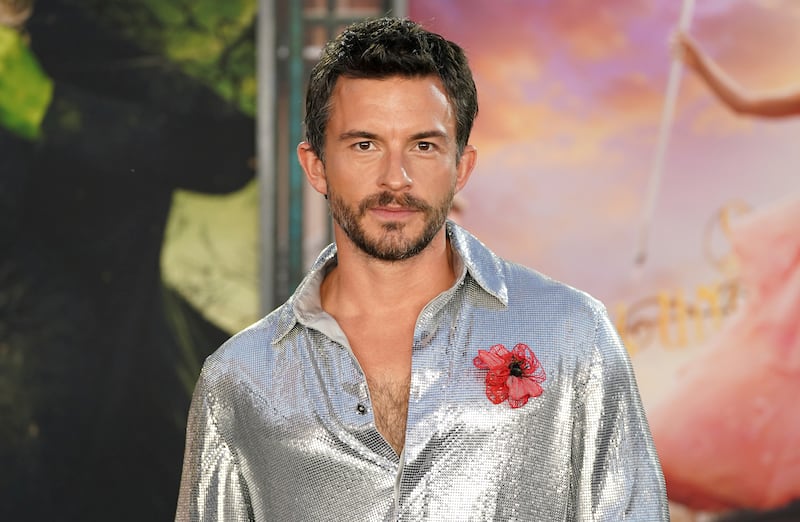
410,130,449,141
337,130,379,142
337,130,449,142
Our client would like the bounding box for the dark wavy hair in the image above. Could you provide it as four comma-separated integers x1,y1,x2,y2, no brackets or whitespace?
304,17,478,161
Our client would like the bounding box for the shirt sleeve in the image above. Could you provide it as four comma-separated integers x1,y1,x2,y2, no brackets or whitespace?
570,306,669,521
175,373,253,522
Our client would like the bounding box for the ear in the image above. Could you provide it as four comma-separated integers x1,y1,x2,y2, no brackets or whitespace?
454,144,477,193
297,141,328,196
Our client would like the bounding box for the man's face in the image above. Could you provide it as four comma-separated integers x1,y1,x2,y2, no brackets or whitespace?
312,75,474,261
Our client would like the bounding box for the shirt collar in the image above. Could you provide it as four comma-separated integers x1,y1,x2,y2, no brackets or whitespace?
272,221,509,345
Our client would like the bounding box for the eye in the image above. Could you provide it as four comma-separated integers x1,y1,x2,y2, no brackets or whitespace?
416,141,434,152
354,141,374,151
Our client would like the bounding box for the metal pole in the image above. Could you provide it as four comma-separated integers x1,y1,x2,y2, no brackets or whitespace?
257,0,276,313
392,0,407,18
287,0,305,294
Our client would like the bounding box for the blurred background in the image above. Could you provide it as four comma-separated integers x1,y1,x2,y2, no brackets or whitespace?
1,0,798,520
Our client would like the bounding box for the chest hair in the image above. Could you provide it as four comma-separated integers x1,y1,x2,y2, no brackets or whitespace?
366,375,410,455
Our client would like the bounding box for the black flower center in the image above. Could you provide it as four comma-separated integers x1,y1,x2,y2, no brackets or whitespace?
509,360,524,377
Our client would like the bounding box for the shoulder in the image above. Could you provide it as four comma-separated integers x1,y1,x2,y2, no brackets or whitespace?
450,221,603,321
498,261,636,390
499,257,607,334
451,222,611,353
496,258,630,379
499,261,634,394
197,302,293,392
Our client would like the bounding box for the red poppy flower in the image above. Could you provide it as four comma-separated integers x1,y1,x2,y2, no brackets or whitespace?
473,343,546,408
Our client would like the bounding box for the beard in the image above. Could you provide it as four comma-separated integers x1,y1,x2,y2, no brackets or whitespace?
328,187,454,261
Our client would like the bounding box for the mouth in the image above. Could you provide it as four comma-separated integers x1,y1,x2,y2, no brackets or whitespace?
369,205,419,221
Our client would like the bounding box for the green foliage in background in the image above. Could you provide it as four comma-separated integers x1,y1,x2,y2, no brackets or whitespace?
75,0,262,334
82,0,257,115
0,26,53,139
1,0,260,483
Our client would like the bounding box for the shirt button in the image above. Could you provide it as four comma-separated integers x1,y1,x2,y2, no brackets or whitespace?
356,403,367,415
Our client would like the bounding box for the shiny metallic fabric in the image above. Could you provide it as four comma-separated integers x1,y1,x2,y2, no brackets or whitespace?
177,222,668,521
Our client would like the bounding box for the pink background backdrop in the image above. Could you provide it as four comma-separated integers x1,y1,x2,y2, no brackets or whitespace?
410,0,800,517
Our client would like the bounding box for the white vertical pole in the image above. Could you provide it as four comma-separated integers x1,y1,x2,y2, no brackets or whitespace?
634,0,695,266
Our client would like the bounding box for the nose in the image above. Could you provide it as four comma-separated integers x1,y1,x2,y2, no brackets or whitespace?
378,152,413,191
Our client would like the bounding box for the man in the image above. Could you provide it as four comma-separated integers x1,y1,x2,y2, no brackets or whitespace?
177,17,667,521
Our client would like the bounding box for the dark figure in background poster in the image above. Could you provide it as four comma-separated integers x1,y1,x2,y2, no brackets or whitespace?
0,1,255,520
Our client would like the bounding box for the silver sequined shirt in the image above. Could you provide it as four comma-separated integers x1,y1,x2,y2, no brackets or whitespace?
177,223,668,521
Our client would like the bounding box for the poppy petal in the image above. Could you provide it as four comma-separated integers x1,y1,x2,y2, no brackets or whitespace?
473,349,506,369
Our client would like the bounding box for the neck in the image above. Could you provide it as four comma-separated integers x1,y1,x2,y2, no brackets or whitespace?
320,226,456,318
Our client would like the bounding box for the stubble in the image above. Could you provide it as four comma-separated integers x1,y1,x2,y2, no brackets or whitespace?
328,188,454,261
